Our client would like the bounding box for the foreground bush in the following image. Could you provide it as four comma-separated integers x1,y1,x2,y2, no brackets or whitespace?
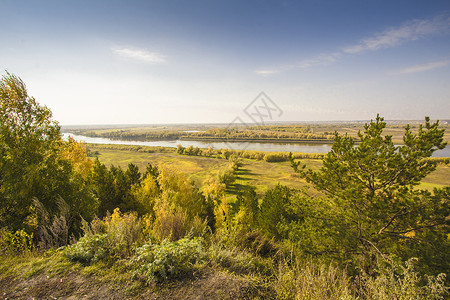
64,208,143,263
64,234,109,264
131,237,205,282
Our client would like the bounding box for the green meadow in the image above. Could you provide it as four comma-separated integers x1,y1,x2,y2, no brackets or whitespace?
87,144,449,195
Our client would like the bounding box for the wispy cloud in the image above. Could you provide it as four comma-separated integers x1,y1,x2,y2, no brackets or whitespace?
343,14,450,54
395,59,450,74
255,69,281,76
254,53,341,75
297,53,342,69
113,47,166,64
256,13,450,76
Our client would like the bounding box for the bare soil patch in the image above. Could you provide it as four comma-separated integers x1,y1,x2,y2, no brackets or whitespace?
1,269,273,299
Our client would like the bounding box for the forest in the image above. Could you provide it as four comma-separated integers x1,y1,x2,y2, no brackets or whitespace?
1,73,449,299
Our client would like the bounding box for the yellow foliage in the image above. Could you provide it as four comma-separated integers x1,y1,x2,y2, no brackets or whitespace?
133,175,159,216
141,214,154,240
60,137,93,179
231,207,255,232
0,228,34,254
153,202,189,241
152,201,207,241
156,166,202,219
202,176,226,205
102,208,142,257
150,166,209,241
214,198,230,231
404,230,415,238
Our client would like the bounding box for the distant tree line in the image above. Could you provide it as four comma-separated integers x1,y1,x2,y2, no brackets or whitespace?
71,126,336,142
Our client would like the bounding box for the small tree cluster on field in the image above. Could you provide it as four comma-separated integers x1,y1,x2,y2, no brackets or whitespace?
216,155,242,187
87,144,173,154
176,143,324,162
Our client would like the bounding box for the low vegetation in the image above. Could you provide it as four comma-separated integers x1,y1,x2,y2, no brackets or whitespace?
1,73,449,299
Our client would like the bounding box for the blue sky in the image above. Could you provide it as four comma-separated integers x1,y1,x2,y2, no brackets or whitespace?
1,0,449,124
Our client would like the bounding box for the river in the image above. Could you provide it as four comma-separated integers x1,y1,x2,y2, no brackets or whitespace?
62,133,450,157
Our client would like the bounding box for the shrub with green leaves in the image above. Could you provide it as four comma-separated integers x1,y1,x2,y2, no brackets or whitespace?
264,153,288,162
131,237,204,282
228,154,242,170
79,208,143,259
64,234,109,264
217,167,236,187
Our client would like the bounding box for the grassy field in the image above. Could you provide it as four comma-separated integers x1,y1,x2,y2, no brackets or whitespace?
87,144,449,195
419,163,450,189
87,145,311,195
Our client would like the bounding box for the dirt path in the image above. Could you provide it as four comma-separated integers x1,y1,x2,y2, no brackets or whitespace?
1,270,272,299
1,273,127,300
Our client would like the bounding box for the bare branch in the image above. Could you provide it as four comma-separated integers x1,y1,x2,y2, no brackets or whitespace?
377,209,409,235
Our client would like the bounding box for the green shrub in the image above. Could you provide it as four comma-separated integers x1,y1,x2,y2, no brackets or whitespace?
228,155,243,170
176,144,185,154
217,167,236,187
221,149,233,159
184,145,200,156
64,234,109,264
131,237,204,282
66,209,143,263
264,153,288,162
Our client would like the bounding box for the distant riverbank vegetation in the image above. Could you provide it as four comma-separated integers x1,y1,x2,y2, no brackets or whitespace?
1,73,449,299
66,119,450,146
68,125,337,143
86,143,450,165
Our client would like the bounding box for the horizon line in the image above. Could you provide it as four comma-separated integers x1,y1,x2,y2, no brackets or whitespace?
60,118,450,128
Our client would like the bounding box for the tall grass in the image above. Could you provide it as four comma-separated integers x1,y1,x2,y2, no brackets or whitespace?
276,260,352,300
357,258,449,300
